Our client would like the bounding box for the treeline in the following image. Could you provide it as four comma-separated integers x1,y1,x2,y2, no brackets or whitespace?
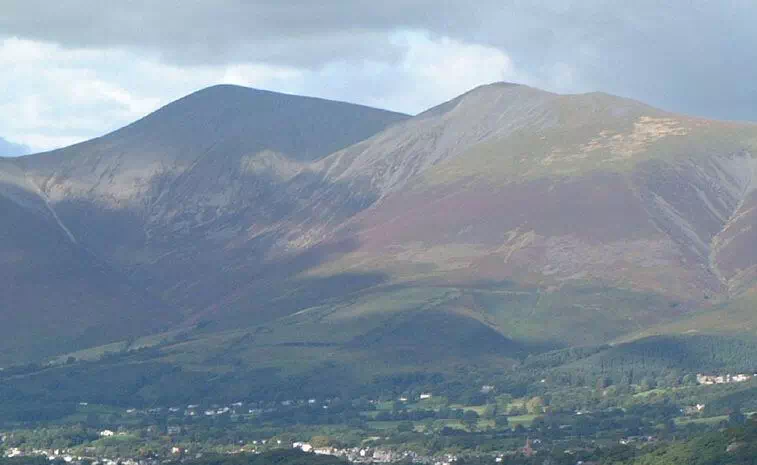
517,335,757,388
522,345,609,370
630,416,757,465
455,416,757,465
4,333,757,421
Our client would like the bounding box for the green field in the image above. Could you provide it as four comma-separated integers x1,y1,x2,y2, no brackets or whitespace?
674,415,728,426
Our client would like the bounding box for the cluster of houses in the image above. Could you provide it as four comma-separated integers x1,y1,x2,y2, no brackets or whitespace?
682,404,706,415
292,442,456,464
3,447,159,465
5,441,459,465
124,402,248,418
93,394,450,423
121,398,341,419
397,393,433,402
291,438,547,465
696,373,755,385
618,436,658,446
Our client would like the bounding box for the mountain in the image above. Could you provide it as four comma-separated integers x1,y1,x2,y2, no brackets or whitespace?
0,85,408,364
0,136,30,157
3,82,757,401
306,83,757,346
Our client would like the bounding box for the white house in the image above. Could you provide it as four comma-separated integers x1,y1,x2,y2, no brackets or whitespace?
293,442,313,453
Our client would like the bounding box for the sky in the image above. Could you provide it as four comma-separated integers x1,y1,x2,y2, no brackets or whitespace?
2,0,757,153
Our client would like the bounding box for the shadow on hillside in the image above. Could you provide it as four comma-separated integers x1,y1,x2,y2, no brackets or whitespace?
35,168,388,331
0,180,181,364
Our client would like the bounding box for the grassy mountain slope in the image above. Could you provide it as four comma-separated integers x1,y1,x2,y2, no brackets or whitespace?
626,288,757,339
1,87,408,363
3,82,757,394
0,159,176,365
307,84,757,343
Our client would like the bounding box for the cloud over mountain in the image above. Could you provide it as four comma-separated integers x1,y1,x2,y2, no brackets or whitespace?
3,1,757,151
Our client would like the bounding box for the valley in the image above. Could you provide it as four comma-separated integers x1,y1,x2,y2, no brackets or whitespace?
4,82,757,465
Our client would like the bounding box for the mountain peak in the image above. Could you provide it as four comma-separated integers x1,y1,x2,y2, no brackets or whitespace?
467,81,530,92
418,81,550,119
325,82,572,194
177,83,410,117
22,83,409,172
172,83,301,105
434,82,661,121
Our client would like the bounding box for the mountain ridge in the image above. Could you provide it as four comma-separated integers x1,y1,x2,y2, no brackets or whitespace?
4,82,757,393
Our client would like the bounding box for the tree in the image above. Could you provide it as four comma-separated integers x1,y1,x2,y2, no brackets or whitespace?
639,378,657,392
526,397,545,415
495,415,509,428
482,404,498,419
310,436,332,448
682,374,698,386
729,410,747,426
84,413,101,428
396,422,414,433
462,410,480,430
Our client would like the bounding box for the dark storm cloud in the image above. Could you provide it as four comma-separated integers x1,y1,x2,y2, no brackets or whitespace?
2,0,757,120
0,0,464,66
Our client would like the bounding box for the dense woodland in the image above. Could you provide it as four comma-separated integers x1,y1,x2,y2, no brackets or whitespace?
4,333,757,426
4,334,757,411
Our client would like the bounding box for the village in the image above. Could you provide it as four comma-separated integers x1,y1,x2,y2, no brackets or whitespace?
0,392,689,465
3,432,545,465
3,371,757,465
695,373,756,385
3,434,551,465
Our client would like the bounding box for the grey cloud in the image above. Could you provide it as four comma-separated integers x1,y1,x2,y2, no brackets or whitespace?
473,0,757,120
0,0,461,66
2,0,757,120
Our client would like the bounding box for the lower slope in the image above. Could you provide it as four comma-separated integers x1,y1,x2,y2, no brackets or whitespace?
0,164,176,365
